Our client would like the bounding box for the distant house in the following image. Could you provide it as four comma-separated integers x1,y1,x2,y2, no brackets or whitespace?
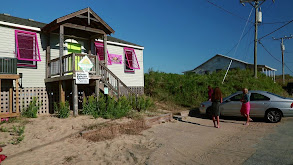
183,54,276,81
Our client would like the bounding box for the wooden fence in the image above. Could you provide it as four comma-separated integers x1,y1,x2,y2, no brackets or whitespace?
0,87,49,115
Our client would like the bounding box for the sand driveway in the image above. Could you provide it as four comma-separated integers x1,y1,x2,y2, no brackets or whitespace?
1,115,278,165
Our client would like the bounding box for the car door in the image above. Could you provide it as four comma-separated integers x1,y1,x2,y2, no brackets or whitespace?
249,93,271,117
220,94,242,116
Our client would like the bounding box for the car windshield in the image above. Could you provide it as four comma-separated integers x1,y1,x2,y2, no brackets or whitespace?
266,92,287,99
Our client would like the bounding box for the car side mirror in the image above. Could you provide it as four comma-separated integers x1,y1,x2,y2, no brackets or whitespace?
225,99,230,102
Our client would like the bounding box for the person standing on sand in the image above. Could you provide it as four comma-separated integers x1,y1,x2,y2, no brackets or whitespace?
208,85,213,101
211,87,222,128
240,88,252,125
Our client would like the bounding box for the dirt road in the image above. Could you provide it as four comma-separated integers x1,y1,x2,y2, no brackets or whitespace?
1,115,286,165
144,116,279,165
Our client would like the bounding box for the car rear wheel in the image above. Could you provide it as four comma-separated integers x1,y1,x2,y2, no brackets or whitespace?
265,109,282,123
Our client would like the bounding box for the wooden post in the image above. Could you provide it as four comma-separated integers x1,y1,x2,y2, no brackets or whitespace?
72,53,76,74
95,80,99,102
15,78,19,114
59,81,65,103
46,34,51,78
103,34,107,66
59,25,64,76
9,87,13,114
95,50,100,102
88,39,92,55
73,79,78,116
117,79,120,98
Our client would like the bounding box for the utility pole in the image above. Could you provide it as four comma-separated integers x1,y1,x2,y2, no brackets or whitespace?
273,35,293,84
240,0,272,78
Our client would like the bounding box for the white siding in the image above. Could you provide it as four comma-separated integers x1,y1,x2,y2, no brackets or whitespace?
107,44,144,87
0,25,46,87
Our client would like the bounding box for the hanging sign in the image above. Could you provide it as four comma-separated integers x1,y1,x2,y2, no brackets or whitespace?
76,72,89,84
78,56,93,72
104,87,108,95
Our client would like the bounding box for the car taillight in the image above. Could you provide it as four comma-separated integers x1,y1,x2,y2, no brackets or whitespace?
291,103,293,108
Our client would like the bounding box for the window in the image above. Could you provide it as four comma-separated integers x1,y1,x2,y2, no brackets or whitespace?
94,42,111,65
251,93,270,101
15,30,41,68
124,47,140,73
230,94,242,101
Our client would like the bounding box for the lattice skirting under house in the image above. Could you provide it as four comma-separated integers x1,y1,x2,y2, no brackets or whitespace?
0,87,49,115
0,86,144,116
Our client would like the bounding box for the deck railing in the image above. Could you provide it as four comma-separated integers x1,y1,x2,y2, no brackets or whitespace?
47,53,136,98
0,57,17,74
48,53,97,77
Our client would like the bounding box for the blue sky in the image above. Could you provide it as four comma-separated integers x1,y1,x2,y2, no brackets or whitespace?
1,0,293,75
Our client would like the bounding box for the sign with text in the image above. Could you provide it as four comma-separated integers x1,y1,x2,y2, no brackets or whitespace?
76,72,89,84
78,56,93,72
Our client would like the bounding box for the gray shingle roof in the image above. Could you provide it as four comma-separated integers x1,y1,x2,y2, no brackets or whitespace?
107,36,142,47
0,13,46,28
0,13,143,47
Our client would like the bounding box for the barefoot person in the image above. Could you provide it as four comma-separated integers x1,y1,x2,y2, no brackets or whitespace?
211,87,223,128
240,88,252,125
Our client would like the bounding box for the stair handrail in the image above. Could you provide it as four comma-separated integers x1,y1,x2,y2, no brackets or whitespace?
98,61,136,97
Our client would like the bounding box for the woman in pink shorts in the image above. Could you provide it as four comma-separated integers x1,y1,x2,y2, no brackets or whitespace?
240,88,252,125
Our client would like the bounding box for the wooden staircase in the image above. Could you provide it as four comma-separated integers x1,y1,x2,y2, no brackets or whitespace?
98,61,136,99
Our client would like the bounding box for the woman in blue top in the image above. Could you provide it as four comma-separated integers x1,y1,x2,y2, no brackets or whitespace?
240,88,252,125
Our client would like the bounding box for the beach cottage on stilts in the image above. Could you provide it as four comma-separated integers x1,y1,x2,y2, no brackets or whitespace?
0,7,144,117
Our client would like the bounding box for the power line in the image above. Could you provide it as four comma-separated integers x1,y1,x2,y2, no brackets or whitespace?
259,19,293,41
262,21,292,25
232,8,254,59
226,25,254,55
284,63,293,74
259,41,281,63
205,0,253,23
259,41,293,74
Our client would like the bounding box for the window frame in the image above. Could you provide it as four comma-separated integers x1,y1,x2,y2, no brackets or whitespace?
250,93,270,101
230,94,243,101
123,47,140,73
94,42,112,65
15,30,41,68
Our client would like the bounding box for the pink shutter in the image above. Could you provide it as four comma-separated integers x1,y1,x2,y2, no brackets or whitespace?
94,42,112,65
124,47,140,69
15,30,41,61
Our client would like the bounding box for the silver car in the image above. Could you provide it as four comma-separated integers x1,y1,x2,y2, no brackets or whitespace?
199,91,293,123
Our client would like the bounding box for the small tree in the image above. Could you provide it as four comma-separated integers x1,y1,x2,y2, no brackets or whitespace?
21,97,42,118
54,101,70,118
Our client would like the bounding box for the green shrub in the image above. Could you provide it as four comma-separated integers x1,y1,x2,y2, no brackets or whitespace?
82,95,97,115
54,101,70,118
136,95,155,111
12,125,25,136
21,97,42,118
145,69,288,108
